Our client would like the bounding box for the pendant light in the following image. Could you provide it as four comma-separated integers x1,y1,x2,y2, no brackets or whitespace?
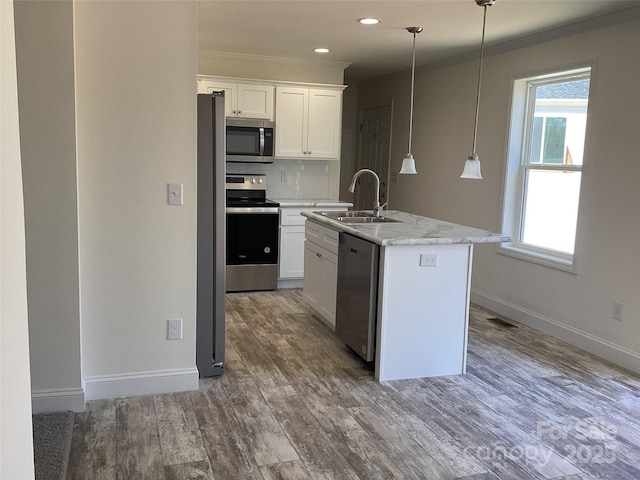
461,0,496,180
399,26,423,175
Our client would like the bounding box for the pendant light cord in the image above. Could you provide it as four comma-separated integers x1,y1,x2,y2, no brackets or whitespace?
408,31,417,154
471,5,488,155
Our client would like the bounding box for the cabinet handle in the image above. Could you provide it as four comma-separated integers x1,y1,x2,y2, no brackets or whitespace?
316,252,322,258
238,110,242,114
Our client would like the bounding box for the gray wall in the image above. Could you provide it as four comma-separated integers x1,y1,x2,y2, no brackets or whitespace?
14,0,201,406
356,17,640,371
74,0,199,394
14,0,83,412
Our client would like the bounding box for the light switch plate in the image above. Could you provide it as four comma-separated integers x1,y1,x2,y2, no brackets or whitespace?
168,183,183,206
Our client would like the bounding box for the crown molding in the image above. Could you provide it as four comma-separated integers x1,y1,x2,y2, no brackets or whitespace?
429,5,640,71
199,49,351,71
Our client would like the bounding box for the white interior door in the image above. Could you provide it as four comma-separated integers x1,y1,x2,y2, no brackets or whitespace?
355,105,392,211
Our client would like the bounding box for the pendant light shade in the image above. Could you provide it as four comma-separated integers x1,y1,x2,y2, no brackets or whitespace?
461,153,482,179
399,154,417,174
460,0,495,180
400,27,422,175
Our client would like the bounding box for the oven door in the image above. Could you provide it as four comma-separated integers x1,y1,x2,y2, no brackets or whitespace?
226,208,279,291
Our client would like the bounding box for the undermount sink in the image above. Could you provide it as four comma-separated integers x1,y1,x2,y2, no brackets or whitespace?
317,211,401,224
319,210,371,218
336,216,401,224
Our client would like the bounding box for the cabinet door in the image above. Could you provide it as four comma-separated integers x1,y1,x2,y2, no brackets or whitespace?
307,89,342,159
238,84,274,120
303,241,323,311
320,249,338,329
279,225,305,279
202,81,237,117
275,87,308,158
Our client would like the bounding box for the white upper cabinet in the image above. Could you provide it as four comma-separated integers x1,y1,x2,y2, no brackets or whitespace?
275,87,342,160
198,79,274,120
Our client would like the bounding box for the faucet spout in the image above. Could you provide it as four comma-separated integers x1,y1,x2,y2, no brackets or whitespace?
348,168,383,217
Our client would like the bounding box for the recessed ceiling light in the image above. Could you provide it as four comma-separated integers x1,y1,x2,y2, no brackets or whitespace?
357,17,381,25
314,48,330,53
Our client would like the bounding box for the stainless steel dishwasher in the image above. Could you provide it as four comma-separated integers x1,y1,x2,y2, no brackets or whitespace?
335,232,379,362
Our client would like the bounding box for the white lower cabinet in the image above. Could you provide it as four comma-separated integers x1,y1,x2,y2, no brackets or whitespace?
303,221,339,329
279,225,305,278
279,206,346,282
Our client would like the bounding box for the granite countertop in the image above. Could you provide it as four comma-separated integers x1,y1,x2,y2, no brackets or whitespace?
273,198,353,208
302,210,511,246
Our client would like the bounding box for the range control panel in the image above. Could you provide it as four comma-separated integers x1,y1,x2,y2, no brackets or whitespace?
225,174,267,191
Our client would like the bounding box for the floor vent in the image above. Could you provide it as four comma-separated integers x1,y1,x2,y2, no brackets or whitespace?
487,317,517,328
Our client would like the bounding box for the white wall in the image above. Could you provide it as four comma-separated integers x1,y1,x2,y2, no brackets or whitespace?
357,18,640,372
14,0,84,413
198,50,347,85
74,0,200,398
1,0,35,476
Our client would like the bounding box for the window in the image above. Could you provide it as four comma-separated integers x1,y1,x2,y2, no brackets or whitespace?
501,67,591,270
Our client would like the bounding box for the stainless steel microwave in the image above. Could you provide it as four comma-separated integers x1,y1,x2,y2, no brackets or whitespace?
226,119,275,163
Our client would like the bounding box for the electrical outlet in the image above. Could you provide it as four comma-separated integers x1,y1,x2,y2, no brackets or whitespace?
613,302,623,321
167,319,183,340
419,253,439,267
281,170,288,182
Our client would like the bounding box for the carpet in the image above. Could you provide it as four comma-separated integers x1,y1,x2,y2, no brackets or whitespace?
32,411,74,480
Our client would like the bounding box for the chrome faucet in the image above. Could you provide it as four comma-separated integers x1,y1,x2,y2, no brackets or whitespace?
348,168,387,217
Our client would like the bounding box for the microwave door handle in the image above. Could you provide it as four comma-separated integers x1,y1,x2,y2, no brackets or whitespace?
259,127,265,156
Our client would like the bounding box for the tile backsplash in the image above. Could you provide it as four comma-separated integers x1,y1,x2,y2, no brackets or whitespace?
226,159,335,199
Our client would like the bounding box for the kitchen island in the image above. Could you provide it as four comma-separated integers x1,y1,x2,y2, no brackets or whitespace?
302,210,510,382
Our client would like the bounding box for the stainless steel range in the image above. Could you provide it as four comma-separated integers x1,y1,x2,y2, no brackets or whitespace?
225,174,279,292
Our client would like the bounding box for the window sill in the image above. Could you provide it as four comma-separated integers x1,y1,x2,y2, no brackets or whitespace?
497,244,577,274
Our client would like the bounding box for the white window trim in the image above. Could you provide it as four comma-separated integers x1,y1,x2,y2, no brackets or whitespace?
499,64,593,274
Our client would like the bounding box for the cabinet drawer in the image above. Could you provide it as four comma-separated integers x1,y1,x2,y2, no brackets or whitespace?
280,208,308,226
280,206,347,226
306,221,339,256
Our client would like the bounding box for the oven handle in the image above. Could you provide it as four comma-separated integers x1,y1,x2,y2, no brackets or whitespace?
226,206,279,214
259,127,265,156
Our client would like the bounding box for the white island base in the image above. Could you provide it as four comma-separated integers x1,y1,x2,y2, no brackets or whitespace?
301,209,509,382
375,243,473,381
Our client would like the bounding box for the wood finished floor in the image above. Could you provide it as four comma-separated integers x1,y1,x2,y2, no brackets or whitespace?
67,289,640,479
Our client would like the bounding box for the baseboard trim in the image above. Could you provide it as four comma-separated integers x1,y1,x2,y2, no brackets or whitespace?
471,289,640,375
277,279,303,289
32,387,85,414
84,367,199,401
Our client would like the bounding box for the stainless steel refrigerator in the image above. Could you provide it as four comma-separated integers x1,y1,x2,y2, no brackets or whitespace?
196,92,226,377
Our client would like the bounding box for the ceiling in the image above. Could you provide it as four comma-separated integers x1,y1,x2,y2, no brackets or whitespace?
198,1,640,84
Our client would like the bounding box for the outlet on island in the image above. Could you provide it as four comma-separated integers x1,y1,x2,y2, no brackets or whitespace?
419,253,439,267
